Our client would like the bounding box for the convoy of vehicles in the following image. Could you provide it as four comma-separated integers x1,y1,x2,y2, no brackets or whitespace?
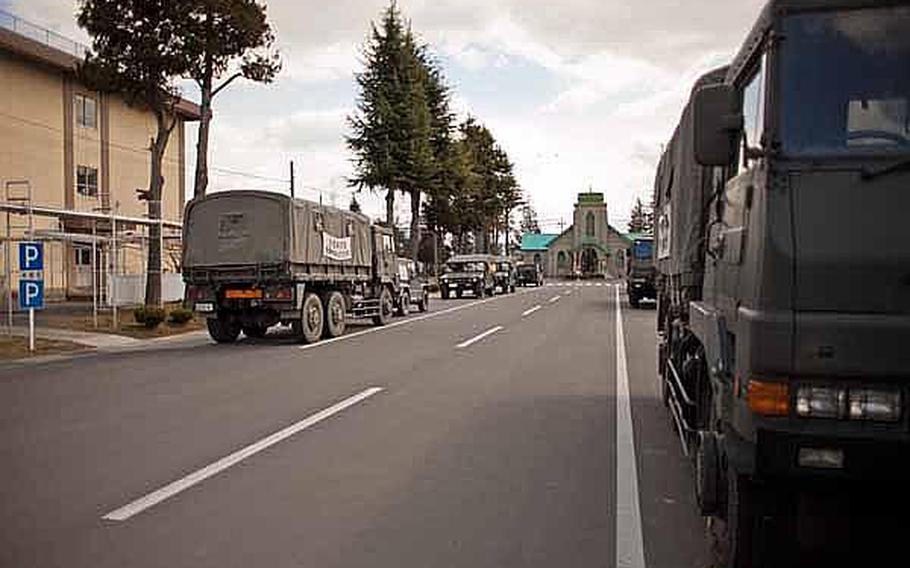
493,257,516,294
625,236,655,308
515,263,544,287
439,254,496,299
654,1,910,566
182,191,403,344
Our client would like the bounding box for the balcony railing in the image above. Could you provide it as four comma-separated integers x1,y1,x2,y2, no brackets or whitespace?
0,9,89,60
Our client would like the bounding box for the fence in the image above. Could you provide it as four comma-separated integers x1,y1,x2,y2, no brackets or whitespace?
107,273,184,307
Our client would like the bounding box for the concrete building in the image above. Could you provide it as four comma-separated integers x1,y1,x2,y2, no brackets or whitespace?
0,11,200,301
515,192,631,278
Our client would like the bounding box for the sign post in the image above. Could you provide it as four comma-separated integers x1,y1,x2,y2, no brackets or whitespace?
18,242,44,352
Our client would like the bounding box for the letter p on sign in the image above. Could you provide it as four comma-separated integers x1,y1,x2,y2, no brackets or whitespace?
19,242,44,271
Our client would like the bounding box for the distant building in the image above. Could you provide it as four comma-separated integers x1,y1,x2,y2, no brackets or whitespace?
515,192,632,278
0,11,200,300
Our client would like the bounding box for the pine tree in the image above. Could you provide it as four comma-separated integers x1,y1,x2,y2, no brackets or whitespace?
628,198,647,233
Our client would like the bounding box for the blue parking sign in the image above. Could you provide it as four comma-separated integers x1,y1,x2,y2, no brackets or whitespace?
19,242,44,271
19,279,44,310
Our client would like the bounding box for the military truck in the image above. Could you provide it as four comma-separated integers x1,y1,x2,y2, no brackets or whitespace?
439,254,495,299
625,236,655,308
493,257,516,294
515,263,544,287
654,2,910,566
182,191,401,344
395,257,429,315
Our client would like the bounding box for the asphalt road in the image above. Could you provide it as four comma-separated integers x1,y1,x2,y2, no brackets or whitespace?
0,281,709,568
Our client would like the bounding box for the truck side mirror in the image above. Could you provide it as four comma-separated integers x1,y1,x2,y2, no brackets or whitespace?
693,84,742,167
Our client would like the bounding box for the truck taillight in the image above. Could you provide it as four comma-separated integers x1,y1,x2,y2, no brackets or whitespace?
264,286,293,301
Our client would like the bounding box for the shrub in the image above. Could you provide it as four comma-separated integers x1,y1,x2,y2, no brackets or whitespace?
168,307,194,325
134,305,166,328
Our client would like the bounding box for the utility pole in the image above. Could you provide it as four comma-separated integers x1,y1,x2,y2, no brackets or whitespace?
289,160,295,199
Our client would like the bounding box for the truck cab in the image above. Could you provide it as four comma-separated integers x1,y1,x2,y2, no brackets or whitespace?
625,236,655,308
439,255,495,299
657,2,910,565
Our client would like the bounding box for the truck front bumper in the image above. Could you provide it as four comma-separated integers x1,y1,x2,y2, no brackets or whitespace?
726,427,910,482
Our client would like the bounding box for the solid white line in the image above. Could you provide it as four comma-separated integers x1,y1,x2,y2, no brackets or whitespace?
298,288,535,351
548,295,561,304
102,387,384,522
614,285,646,568
455,325,503,349
521,305,542,317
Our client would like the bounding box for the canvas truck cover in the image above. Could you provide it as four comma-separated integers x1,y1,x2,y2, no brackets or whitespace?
654,66,728,283
183,191,372,275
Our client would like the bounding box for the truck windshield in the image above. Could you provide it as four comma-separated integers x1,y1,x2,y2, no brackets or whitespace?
780,7,910,157
632,240,653,260
446,262,483,273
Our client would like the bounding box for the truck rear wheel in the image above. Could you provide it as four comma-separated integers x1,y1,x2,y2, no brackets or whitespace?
372,287,393,326
300,293,324,344
441,287,450,300
208,317,240,344
322,291,346,338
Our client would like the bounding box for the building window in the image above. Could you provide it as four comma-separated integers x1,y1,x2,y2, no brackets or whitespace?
75,94,97,129
557,250,568,270
75,246,92,266
76,165,98,197
585,212,596,237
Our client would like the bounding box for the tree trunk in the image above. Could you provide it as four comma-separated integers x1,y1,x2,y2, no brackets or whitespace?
192,8,214,200
193,77,212,199
385,188,395,227
144,111,173,307
409,189,421,264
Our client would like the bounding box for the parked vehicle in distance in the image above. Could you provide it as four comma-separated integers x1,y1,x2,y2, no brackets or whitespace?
439,254,495,299
654,2,910,566
493,257,516,294
396,257,429,315
182,190,402,344
515,263,544,287
626,236,655,308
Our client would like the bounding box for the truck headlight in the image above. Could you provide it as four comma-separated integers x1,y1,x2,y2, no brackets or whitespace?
796,385,846,419
848,388,901,422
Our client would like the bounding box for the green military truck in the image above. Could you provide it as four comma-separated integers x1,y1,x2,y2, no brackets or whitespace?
493,257,516,294
182,191,401,344
625,236,655,308
439,254,496,299
654,2,910,566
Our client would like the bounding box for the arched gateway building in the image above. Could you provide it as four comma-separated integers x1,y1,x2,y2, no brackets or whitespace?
515,192,633,279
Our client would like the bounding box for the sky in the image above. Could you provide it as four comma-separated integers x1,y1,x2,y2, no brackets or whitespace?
3,0,765,232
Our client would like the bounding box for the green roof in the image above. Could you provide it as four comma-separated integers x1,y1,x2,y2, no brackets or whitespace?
520,233,559,251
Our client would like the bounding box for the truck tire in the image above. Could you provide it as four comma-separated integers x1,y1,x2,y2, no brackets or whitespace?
441,287,450,300
629,294,640,309
695,431,721,516
372,287,393,326
300,292,324,344
456,289,463,299
242,324,268,339
322,291,346,338
417,292,429,313
208,317,240,344
710,475,758,568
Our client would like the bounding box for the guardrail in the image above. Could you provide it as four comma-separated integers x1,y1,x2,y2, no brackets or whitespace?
0,9,89,60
